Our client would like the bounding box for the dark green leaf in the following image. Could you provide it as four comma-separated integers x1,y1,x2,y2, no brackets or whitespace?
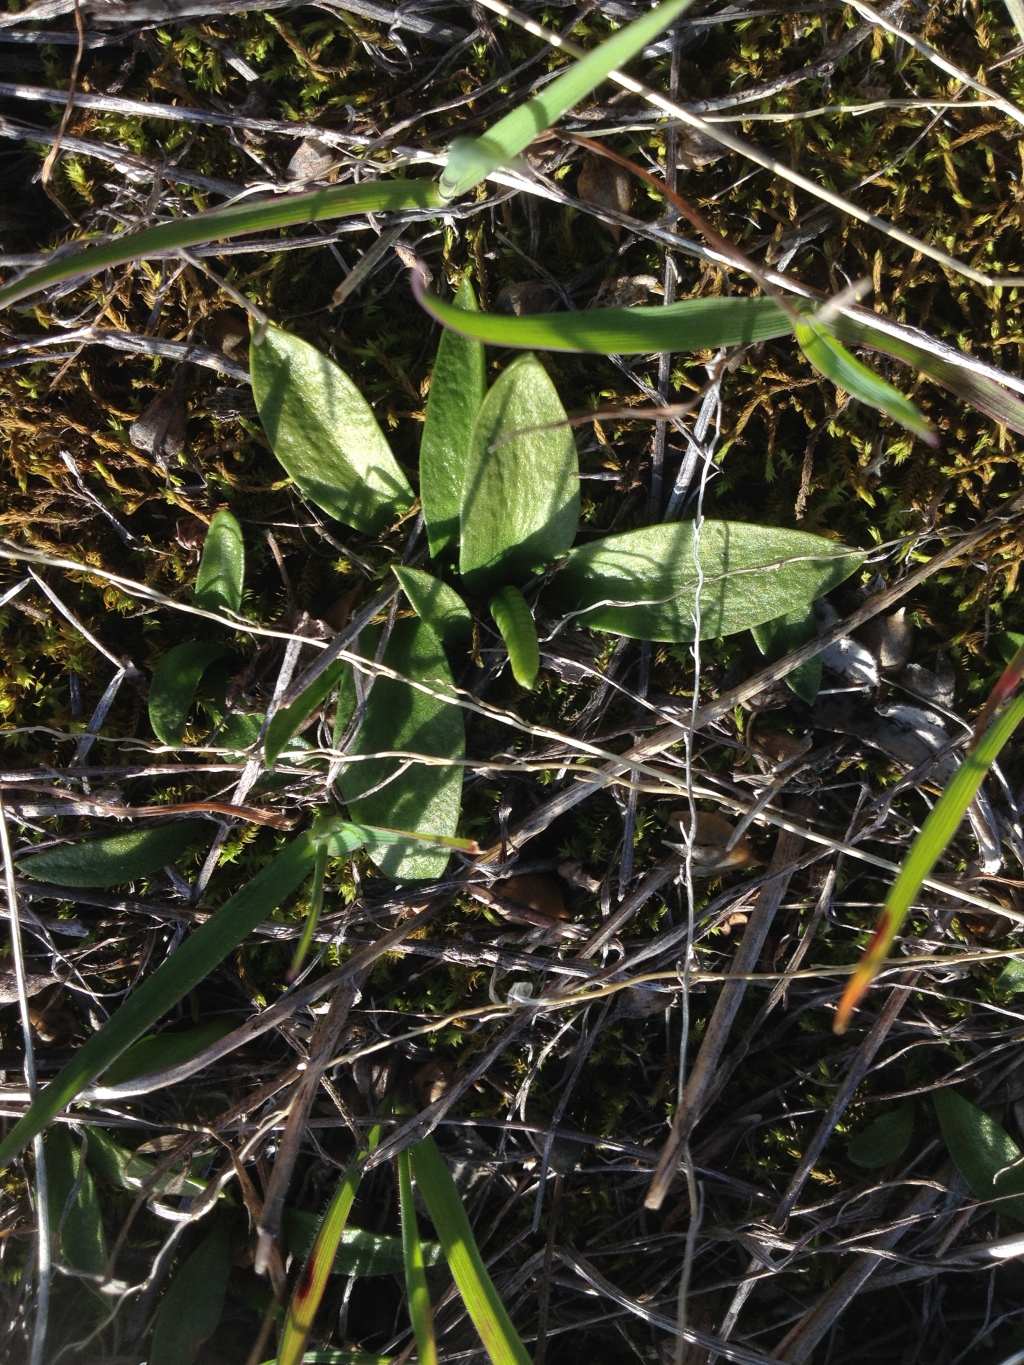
149,642,227,746
250,324,413,535
550,521,864,642
751,605,822,704
150,1223,231,1365
847,1102,914,1169
17,821,207,887
194,509,245,615
265,661,348,768
84,1127,207,1200
460,354,579,596
46,1125,108,1279
102,1019,236,1086
393,567,473,650
420,275,485,557
338,618,465,881
934,1088,1024,1223
283,1211,442,1277
995,959,1024,995
489,585,539,690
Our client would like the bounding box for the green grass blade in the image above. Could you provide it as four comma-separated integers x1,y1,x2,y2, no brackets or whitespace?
0,181,442,310
398,1147,438,1365
287,840,328,983
409,1135,531,1365
835,689,1024,1032
279,1126,383,1365
439,0,695,200
412,277,792,352
0,827,333,1171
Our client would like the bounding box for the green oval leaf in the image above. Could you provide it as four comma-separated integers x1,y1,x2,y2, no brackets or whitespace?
752,604,822,705
394,567,472,651
250,323,413,534
149,642,227,746
460,354,579,596
150,1222,231,1365
194,509,245,615
847,1101,914,1169
489,585,539,690
420,275,486,558
46,1125,108,1279
551,521,864,642
338,618,465,881
17,821,207,887
102,1018,236,1086
934,1088,1024,1224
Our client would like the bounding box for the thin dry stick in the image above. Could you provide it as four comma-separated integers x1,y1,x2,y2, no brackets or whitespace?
646,801,809,1211
39,0,83,186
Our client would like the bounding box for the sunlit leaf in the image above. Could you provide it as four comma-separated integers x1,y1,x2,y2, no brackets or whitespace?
149,642,227,746
934,1089,1024,1223
460,353,579,596
393,567,473,650
17,821,207,887
46,1125,107,1280
439,0,695,200
489,585,540,690
995,959,1024,996
751,604,821,704
399,1147,437,1365
420,274,486,557
150,1222,231,1365
250,324,413,534
284,1211,442,1278
194,509,245,615
551,521,863,642
847,1102,914,1169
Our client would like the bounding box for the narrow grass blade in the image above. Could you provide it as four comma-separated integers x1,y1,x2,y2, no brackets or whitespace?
0,827,332,1170
278,1126,382,1365
409,1135,531,1365
489,586,539,690
194,509,245,615
834,689,1024,1033
284,1212,442,1278
439,0,695,200
398,1147,437,1365
413,276,792,352
265,660,348,768
795,320,936,442
287,841,328,983
0,181,442,310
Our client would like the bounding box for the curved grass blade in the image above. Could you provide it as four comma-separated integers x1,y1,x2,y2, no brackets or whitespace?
0,180,442,310
794,319,936,443
489,585,539,690
250,324,413,535
393,567,473,650
17,821,207,887
834,689,1024,1033
398,1147,437,1365
265,660,348,768
149,642,227,746
439,0,695,200
287,841,328,983
413,277,792,353
409,1135,531,1365
150,1222,231,1365
420,274,486,558
278,1125,383,1365
194,509,245,615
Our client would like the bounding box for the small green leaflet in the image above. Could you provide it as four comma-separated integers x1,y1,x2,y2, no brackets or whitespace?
751,605,821,705
250,324,413,535
934,1089,1024,1224
420,274,486,558
552,521,864,642
393,567,473,650
194,509,245,615
149,642,226,746
460,353,579,596
439,0,696,201
846,1102,914,1169
150,1223,231,1365
489,585,540,690
17,821,207,887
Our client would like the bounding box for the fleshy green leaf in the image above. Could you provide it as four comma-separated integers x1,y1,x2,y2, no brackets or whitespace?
460,354,579,596
934,1089,1024,1223
847,1102,914,1169
150,1223,231,1365
194,509,245,615
420,275,486,557
551,521,864,642
795,319,935,442
339,618,465,881
439,0,695,200
752,604,822,705
393,567,473,650
149,642,227,746
283,1211,442,1278
102,1019,236,1086
410,1135,532,1365
46,1125,108,1280
250,324,413,534
265,661,348,768
489,585,540,690
17,821,207,887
